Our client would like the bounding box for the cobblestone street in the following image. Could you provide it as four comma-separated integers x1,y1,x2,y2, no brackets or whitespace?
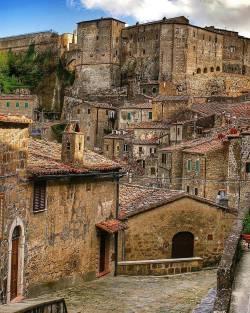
36,270,216,313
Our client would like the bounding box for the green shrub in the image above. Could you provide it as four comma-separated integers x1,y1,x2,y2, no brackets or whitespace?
243,214,250,234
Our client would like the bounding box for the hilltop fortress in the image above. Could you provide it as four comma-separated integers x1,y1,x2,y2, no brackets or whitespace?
1,16,250,100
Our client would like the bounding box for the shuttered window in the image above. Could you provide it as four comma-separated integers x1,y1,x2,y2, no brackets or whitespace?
0,193,4,239
33,181,46,212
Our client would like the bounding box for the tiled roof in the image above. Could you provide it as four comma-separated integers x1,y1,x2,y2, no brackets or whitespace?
28,139,120,176
96,219,127,233
191,101,250,118
160,137,212,152
118,102,152,109
84,101,116,109
0,95,36,100
119,184,184,218
119,184,233,219
155,95,189,102
183,138,226,154
0,114,32,124
104,130,134,140
129,121,169,129
133,137,160,145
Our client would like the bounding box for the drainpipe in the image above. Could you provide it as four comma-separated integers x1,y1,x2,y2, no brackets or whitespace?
204,156,207,198
114,175,120,276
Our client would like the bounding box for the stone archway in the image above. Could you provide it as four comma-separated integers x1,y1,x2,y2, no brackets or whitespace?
7,218,25,303
172,232,194,259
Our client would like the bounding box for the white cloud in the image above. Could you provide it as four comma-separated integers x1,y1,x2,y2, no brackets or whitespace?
77,0,250,37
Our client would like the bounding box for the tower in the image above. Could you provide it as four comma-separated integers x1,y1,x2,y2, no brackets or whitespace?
61,121,85,164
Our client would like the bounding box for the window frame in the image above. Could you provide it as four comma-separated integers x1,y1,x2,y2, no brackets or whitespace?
187,159,192,172
33,180,47,213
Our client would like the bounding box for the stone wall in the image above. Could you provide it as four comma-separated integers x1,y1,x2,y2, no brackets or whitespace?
117,257,203,276
118,197,236,267
0,95,38,119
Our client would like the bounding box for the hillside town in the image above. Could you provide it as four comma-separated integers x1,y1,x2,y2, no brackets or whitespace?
1,14,250,313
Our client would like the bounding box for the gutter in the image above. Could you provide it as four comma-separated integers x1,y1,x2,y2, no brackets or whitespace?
30,171,124,180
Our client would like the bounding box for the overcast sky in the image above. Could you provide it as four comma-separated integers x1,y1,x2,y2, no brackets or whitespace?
1,0,250,37
82,0,250,36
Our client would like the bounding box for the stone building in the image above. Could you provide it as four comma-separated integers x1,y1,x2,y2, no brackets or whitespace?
0,115,124,303
118,102,153,129
62,96,117,151
103,130,133,160
69,15,250,98
118,184,236,275
75,18,125,94
0,94,38,120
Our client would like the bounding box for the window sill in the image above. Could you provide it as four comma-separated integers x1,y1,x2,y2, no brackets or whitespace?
33,209,47,214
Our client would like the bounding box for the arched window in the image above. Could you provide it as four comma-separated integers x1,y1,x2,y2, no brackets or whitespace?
203,68,208,73
216,66,221,72
210,67,214,72
197,68,201,74
172,232,194,258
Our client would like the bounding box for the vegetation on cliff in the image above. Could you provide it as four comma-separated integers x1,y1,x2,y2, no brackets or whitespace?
0,44,75,110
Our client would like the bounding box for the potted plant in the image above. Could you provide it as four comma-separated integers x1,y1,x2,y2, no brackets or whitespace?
242,214,250,243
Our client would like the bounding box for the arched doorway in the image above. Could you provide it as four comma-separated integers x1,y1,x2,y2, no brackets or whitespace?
172,232,194,258
10,226,21,300
7,218,25,303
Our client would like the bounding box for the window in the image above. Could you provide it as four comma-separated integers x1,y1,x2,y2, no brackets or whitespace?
246,163,250,173
143,88,146,94
79,143,82,151
127,112,131,120
16,102,19,108
6,102,10,107
194,188,198,196
143,49,146,55
151,167,156,176
162,153,167,164
96,36,99,40
152,87,157,94
25,102,29,108
148,112,152,120
187,159,192,172
87,136,90,141
197,68,201,74
77,108,81,114
66,141,71,150
177,127,181,136
207,234,213,241
186,186,190,193
216,66,220,72
88,108,91,114
139,146,143,154
123,144,128,152
116,145,120,152
210,67,214,72
106,110,108,115
106,145,109,151
195,160,200,173
86,183,91,191
203,68,208,73
33,181,46,212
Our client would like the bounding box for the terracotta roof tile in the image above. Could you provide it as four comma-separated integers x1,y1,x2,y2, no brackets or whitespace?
0,114,32,124
183,138,226,154
96,219,127,233
129,121,169,129
28,139,120,176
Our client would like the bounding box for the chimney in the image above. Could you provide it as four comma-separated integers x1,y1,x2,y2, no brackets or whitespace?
61,121,84,164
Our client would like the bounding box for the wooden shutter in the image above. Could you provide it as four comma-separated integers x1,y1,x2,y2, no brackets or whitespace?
33,181,46,212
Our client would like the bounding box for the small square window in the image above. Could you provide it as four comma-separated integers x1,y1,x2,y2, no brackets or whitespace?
207,234,213,241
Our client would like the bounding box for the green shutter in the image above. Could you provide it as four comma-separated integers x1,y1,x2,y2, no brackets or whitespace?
127,112,131,120
187,159,192,171
25,102,29,108
148,112,152,120
6,102,10,107
16,102,19,108
195,160,200,172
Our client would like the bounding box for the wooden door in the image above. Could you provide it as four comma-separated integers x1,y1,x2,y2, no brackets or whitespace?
10,237,19,300
172,232,194,259
99,233,106,273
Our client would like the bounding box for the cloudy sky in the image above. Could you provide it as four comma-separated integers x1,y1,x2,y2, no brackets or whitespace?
1,0,250,37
